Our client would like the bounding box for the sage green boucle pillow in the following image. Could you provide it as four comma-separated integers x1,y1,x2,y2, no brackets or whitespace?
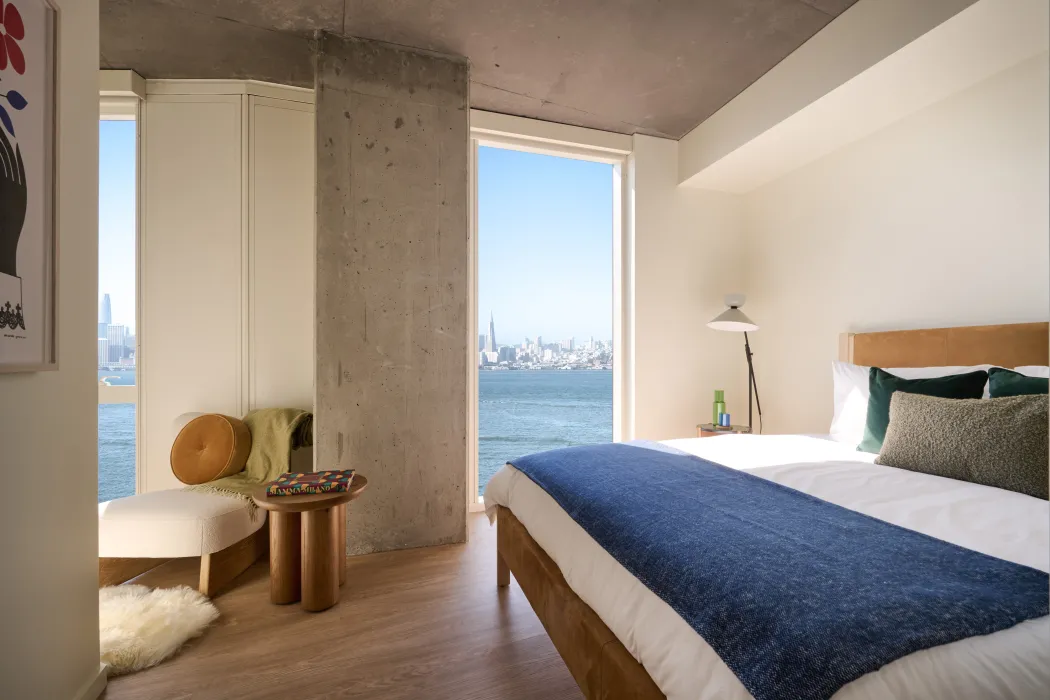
875,392,1048,500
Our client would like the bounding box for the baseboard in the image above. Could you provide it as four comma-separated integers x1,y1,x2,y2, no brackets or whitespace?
71,663,108,700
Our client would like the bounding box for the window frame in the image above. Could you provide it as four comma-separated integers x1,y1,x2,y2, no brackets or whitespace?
99,72,144,495
467,112,634,512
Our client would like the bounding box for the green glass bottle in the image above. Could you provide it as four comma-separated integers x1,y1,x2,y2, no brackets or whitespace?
713,389,726,425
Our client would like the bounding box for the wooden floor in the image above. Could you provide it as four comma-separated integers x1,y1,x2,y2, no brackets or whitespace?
103,513,582,700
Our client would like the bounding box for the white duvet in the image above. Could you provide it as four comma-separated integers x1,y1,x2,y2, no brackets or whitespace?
483,435,1050,700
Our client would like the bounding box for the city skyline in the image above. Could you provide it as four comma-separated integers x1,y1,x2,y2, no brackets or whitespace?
479,311,612,371
478,310,611,348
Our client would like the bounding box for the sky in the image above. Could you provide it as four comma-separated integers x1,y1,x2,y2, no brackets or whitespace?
99,120,137,333
478,146,614,346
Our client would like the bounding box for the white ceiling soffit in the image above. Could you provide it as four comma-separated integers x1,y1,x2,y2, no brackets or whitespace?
100,69,146,98
677,0,1049,193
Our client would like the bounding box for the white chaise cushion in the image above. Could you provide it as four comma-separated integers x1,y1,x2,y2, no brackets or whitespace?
99,489,266,558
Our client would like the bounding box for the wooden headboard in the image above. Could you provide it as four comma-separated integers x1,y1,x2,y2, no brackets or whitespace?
839,322,1049,368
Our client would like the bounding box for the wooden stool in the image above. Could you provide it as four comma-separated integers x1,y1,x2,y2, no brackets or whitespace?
251,476,368,612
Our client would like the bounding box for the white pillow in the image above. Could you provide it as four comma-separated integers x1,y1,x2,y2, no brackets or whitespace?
829,362,994,448
830,362,871,448
1013,365,1050,378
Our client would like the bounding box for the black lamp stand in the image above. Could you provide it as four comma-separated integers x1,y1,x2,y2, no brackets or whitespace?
743,331,763,434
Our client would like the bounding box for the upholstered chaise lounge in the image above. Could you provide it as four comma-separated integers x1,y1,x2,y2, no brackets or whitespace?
98,488,267,596
98,413,267,596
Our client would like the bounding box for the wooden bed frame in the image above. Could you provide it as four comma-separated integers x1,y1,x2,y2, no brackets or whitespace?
497,321,1049,700
496,506,663,699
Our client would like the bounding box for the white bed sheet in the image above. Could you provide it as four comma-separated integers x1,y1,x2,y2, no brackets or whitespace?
484,434,1050,700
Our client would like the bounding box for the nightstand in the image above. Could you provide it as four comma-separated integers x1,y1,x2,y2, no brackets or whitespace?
697,423,752,438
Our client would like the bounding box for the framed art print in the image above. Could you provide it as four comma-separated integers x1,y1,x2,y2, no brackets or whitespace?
0,0,55,372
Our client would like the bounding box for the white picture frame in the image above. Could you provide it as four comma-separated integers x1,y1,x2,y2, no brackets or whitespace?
0,0,56,372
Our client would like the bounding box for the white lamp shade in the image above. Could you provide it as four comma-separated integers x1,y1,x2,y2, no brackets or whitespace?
707,307,758,332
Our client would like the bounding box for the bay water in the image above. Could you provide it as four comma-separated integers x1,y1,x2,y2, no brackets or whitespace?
478,369,612,497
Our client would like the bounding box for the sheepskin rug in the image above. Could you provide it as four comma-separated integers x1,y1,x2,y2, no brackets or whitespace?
100,585,219,676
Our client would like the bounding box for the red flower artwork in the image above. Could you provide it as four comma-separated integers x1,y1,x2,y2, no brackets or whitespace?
0,1,25,75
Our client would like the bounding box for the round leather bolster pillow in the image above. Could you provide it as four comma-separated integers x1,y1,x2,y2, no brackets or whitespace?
170,414,252,485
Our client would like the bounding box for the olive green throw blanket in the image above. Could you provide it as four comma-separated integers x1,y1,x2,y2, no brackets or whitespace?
187,408,313,518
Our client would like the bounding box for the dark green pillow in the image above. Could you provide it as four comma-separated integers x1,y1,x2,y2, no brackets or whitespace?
857,367,988,454
988,367,1049,398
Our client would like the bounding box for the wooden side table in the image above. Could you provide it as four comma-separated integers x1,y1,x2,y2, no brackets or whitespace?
697,424,752,438
251,476,368,612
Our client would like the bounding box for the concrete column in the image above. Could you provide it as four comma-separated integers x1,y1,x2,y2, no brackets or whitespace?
315,34,470,555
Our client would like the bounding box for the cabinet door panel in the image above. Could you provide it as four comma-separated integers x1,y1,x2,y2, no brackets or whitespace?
249,97,315,413
142,96,243,492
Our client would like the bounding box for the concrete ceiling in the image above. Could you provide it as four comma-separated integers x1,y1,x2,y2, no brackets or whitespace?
101,0,859,138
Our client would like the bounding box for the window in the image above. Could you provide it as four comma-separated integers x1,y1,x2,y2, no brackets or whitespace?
98,107,139,502
469,132,628,508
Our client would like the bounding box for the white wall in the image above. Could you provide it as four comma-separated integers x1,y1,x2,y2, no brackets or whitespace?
0,0,106,698
744,53,1050,435
632,135,749,439
141,85,315,492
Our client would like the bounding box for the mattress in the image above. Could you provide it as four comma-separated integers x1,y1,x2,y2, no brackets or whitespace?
484,434,1050,700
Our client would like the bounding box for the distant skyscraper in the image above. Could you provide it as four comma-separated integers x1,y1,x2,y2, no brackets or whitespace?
99,294,112,325
98,322,108,340
107,324,127,362
97,338,109,368
485,312,496,353
478,334,487,352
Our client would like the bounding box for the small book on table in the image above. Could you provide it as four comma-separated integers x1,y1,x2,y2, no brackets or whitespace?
266,469,356,496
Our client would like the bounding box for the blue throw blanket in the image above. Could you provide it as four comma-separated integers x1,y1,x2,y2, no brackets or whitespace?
509,442,1049,700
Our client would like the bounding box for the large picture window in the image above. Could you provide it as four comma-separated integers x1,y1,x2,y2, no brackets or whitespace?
475,146,614,500
468,123,630,510
98,108,138,502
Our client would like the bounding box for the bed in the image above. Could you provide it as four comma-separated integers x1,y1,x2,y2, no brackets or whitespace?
485,322,1050,700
